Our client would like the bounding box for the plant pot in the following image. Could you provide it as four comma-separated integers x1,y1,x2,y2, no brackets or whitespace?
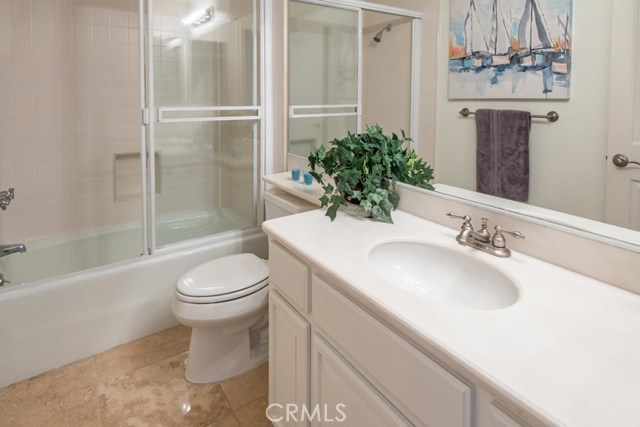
340,201,369,218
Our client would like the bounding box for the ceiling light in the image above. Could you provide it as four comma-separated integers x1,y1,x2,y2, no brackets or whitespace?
181,6,215,28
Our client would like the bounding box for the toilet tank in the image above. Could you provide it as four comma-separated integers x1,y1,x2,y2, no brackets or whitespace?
264,188,317,220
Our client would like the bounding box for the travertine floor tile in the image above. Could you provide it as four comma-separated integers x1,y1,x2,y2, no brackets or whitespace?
0,326,270,427
0,382,101,427
208,414,241,427
0,356,96,405
98,353,233,427
220,362,268,410
0,356,99,427
95,325,191,380
234,396,271,427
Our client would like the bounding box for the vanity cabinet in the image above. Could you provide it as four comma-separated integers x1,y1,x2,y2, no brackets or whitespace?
268,240,536,427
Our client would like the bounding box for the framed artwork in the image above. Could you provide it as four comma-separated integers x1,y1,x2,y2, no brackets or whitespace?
448,0,572,99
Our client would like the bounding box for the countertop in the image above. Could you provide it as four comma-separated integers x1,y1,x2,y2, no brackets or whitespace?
262,209,640,427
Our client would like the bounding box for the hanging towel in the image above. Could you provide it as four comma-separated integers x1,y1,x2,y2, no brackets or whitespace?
475,109,531,202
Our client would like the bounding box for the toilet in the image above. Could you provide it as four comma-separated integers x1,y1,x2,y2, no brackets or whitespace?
172,188,316,383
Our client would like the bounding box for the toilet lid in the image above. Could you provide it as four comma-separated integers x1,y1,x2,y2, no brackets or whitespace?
177,253,269,298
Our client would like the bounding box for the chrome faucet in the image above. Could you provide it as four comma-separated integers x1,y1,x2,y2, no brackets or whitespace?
0,188,15,210
447,213,524,257
0,243,27,258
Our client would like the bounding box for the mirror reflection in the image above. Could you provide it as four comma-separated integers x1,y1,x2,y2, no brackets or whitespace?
287,0,640,250
288,0,415,157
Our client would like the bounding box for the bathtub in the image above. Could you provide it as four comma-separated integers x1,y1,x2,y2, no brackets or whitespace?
0,224,267,388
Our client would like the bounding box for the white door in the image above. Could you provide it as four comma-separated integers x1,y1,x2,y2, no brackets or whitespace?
606,0,640,230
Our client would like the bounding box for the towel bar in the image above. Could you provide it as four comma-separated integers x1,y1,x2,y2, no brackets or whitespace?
459,108,559,123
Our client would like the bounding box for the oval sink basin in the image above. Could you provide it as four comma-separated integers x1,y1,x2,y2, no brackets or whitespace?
368,242,519,310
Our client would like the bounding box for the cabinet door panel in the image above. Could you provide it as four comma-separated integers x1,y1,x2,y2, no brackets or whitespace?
312,275,472,427
269,290,310,427
311,334,411,427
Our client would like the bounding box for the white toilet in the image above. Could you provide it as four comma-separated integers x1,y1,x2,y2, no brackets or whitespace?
172,188,316,383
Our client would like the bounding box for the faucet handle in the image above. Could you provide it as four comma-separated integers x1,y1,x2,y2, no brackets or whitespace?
446,212,473,229
0,188,15,210
492,225,525,248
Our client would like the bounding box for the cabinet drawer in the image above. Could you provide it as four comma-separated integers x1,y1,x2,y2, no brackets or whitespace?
269,242,309,314
312,275,472,427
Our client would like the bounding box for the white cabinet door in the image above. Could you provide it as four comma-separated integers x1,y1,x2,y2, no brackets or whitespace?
311,334,411,427
269,290,310,427
312,275,472,427
606,0,640,229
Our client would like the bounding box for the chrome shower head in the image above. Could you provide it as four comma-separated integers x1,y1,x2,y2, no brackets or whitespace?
373,24,392,43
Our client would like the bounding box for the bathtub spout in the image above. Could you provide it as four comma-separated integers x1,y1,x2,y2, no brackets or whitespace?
0,243,27,258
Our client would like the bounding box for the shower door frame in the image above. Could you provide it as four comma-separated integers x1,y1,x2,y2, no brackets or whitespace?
138,0,267,256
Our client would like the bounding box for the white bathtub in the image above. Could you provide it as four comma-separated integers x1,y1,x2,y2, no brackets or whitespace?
0,226,267,388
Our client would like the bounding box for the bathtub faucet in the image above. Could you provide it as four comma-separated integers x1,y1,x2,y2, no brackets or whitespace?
0,243,27,258
0,188,15,210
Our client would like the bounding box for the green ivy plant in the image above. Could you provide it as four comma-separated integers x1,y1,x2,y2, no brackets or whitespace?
308,124,434,224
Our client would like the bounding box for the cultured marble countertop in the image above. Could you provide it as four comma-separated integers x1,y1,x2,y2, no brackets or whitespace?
262,209,640,427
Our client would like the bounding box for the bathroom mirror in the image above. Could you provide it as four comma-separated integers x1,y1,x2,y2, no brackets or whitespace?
288,0,418,157
286,0,640,252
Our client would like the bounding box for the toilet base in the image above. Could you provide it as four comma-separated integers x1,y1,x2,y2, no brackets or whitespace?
185,324,268,384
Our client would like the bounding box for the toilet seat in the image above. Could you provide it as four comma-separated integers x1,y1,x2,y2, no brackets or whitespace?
175,253,269,304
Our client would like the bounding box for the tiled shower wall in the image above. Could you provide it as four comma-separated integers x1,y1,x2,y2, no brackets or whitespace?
361,12,412,136
0,0,141,243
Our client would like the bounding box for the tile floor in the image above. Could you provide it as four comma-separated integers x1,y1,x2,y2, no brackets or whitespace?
0,326,271,427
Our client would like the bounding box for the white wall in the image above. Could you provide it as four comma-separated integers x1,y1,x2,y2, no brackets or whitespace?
433,1,613,222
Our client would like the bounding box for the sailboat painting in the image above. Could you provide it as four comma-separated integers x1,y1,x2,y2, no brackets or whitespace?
449,0,572,99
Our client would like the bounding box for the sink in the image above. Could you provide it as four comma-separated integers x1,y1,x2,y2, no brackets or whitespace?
368,241,519,310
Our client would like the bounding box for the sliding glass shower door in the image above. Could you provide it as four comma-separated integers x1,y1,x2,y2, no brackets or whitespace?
288,1,359,157
0,0,262,285
147,0,262,249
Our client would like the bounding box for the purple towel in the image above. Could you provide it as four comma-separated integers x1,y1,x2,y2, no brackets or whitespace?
475,109,531,202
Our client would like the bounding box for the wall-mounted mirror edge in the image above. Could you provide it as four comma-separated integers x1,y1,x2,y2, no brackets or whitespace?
418,183,640,253
289,151,640,252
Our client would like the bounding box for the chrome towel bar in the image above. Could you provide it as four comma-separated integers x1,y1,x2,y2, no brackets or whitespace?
459,107,559,123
